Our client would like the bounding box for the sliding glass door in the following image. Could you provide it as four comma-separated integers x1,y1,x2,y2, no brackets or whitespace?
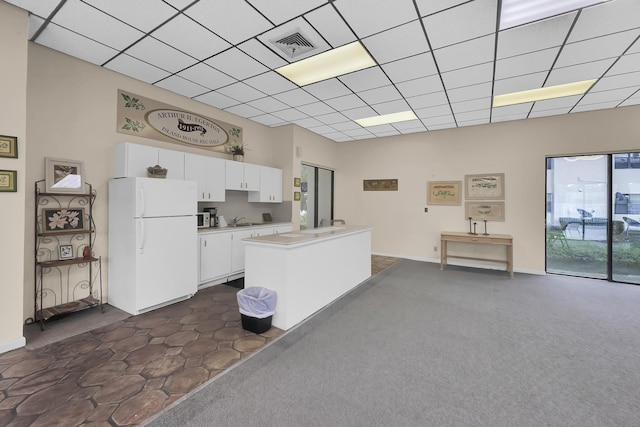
546,153,640,284
300,164,334,230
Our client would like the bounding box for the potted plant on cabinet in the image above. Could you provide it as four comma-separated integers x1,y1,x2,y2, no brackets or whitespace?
229,143,244,162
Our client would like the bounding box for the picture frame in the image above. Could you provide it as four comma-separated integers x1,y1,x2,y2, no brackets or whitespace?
58,244,74,260
465,202,505,221
294,177,301,187
363,179,398,191
0,135,18,159
294,191,301,201
465,173,505,200
45,157,86,194
427,180,462,205
0,170,17,192
42,208,86,233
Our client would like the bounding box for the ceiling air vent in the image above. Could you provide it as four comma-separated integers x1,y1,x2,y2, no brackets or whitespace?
271,29,316,58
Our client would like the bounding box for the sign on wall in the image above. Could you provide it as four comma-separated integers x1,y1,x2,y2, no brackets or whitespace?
117,90,242,152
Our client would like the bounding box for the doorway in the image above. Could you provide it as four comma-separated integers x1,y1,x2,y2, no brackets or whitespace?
545,153,640,284
300,164,334,230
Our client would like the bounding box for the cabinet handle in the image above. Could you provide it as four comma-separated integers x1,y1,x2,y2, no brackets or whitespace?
208,193,211,199
204,240,207,247
202,192,205,199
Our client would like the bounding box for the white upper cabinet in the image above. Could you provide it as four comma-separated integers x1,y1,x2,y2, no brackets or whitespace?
248,165,283,203
225,160,260,191
185,153,225,202
114,142,184,179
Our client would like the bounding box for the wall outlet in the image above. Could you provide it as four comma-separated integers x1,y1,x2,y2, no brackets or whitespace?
433,246,438,252
424,207,428,212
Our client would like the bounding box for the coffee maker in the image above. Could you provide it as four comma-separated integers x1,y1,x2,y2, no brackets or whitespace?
203,207,218,227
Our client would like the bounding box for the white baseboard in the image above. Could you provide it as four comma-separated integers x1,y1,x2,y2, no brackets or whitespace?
0,336,26,354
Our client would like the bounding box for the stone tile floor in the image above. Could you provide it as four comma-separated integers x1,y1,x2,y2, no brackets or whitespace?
0,255,400,426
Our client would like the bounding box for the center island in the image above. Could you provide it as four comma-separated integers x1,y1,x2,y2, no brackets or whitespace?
242,225,372,330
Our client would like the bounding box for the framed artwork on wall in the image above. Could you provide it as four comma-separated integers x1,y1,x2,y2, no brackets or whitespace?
45,157,86,194
465,173,504,200
465,202,505,221
427,181,462,205
0,170,17,192
0,135,18,159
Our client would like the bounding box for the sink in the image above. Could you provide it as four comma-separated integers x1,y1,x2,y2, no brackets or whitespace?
228,222,253,227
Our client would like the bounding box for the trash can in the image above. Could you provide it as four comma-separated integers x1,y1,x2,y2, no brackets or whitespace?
236,286,277,334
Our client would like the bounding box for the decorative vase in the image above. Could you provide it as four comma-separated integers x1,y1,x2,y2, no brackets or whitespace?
233,154,244,162
82,246,91,259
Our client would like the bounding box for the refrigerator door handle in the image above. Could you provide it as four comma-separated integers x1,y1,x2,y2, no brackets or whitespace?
137,219,145,254
138,187,145,217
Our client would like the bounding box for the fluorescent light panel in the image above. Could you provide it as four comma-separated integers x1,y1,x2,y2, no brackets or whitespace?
275,41,376,86
355,111,417,127
500,0,608,29
493,79,597,107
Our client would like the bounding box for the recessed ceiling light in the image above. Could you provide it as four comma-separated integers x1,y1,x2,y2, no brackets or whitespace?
493,79,597,107
355,111,418,127
500,0,608,30
275,41,376,86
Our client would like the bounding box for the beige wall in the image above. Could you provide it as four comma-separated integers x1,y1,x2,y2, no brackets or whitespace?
0,2,27,352
335,106,640,273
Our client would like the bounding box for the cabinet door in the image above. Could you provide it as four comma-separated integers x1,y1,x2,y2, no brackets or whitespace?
185,154,208,201
231,229,253,273
225,160,244,190
273,224,293,234
244,163,261,191
271,167,283,202
159,148,185,180
205,157,226,202
115,143,158,178
200,233,232,283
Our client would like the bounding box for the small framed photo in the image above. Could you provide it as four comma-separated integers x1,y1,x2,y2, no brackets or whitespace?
42,208,85,233
45,157,86,194
427,180,462,205
294,177,301,187
0,135,18,159
58,244,74,260
294,191,301,201
0,170,17,192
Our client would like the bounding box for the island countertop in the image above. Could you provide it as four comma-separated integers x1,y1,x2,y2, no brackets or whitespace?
242,225,372,247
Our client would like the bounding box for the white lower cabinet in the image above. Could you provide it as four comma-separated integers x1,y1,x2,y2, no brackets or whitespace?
273,224,293,234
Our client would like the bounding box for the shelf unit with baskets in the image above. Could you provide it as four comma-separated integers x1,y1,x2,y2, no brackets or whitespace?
34,179,103,330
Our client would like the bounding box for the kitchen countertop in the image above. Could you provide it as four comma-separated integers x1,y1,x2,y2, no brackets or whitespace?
198,222,291,234
242,225,372,247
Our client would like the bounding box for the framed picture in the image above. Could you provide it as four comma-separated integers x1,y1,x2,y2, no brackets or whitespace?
42,208,85,233
0,135,18,159
0,170,17,192
427,180,462,205
294,191,301,201
363,179,398,191
465,202,505,221
465,173,505,200
45,157,86,194
58,244,74,260
294,177,301,187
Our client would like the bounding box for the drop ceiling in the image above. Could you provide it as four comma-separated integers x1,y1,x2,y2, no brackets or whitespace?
6,0,640,142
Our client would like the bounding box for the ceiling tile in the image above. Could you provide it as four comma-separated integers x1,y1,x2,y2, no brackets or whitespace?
339,67,391,93
492,103,533,118
422,114,456,126
455,109,490,121
451,98,491,114
315,113,350,125
458,117,490,126
105,53,170,83
163,0,193,10
606,52,640,76
492,113,528,123
271,108,308,121
332,121,362,131
441,62,494,89
371,99,412,115
447,82,493,103
310,124,342,134
83,0,177,33
6,0,60,18
495,47,560,80
304,79,352,100
244,72,298,96
152,14,230,60
247,0,326,25
334,0,418,38
529,107,573,118
381,53,437,83
296,102,337,117
154,75,209,98
342,106,377,120
224,103,265,118
184,0,273,45
393,120,426,131
423,0,498,49
177,63,237,91
530,95,583,112
37,23,119,66
620,95,640,107
416,0,468,17
293,117,325,129
571,100,621,113
568,0,640,43
193,91,240,110
406,91,449,109
273,89,318,107
205,48,270,81
578,87,640,105
28,14,45,39
414,104,452,119
50,0,144,50
250,114,286,126
493,72,547,95
305,4,356,48
590,71,640,92
324,94,367,111
496,12,576,59
396,75,445,98
555,29,640,68
433,34,495,73
238,39,288,69
125,36,197,73
362,20,429,65
246,96,290,113
545,58,616,86
216,82,266,103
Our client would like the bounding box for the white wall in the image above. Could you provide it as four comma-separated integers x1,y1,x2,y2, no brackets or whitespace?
0,2,27,352
335,106,640,273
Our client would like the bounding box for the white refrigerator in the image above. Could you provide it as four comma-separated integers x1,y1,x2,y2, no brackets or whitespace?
108,177,198,315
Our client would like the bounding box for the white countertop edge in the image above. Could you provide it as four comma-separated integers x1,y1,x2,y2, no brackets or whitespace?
198,222,292,234
242,225,372,248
